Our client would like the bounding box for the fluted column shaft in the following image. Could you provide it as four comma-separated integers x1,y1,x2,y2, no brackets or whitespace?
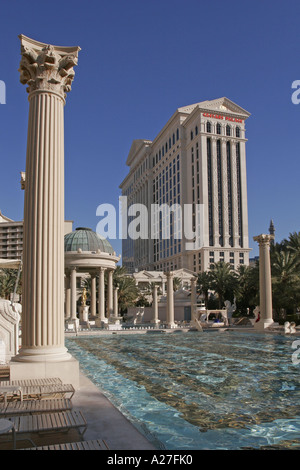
98,267,105,322
70,268,77,321
152,285,159,324
65,273,71,319
91,274,96,317
20,90,66,357
107,270,114,318
254,234,274,324
113,287,119,317
165,272,175,327
190,278,197,321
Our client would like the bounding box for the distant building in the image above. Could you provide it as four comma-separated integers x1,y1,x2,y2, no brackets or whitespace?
0,210,73,260
269,219,275,244
0,211,23,260
120,97,251,273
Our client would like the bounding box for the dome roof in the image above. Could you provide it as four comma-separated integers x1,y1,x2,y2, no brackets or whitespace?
64,227,114,254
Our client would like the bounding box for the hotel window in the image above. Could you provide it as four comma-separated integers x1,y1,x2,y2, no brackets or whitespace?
195,125,198,135
172,133,175,145
216,123,221,135
206,121,211,133
191,130,194,140
236,126,240,138
226,125,231,136
176,128,179,140
169,137,171,149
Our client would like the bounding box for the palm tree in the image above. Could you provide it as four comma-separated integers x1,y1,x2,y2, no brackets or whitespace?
115,276,139,314
271,246,300,318
197,271,211,308
173,277,181,292
0,268,22,300
286,231,300,266
112,265,139,314
235,263,259,315
209,261,238,308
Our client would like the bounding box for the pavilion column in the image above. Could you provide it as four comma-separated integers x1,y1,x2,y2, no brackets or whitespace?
113,287,119,317
65,273,71,319
152,285,159,325
90,274,97,317
107,269,114,319
70,267,77,321
14,35,80,362
165,272,175,328
98,267,106,323
190,277,197,321
253,234,274,329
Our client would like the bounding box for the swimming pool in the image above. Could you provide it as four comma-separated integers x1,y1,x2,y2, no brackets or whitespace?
66,330,300,450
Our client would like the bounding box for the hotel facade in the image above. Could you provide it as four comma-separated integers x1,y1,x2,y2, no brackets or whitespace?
119,97,251,274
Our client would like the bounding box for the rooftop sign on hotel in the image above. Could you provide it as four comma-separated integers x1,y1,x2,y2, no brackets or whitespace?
202,113,243,123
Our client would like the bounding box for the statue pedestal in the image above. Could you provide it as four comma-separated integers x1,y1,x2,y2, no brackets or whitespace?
10,356,80,389
79,306,89,323
107,316,123,330
95,317,108,328
65,318,79,333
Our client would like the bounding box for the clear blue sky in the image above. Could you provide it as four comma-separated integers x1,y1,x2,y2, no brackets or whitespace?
0,0,299,259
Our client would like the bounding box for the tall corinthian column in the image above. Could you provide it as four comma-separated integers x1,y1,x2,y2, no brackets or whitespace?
165,272,175,328
16,35,80,362
253,234,274,329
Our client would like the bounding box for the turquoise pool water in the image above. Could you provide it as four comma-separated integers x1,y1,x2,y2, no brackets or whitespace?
66,331,300,450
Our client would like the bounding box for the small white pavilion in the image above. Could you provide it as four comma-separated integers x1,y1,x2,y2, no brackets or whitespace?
64,227,120,327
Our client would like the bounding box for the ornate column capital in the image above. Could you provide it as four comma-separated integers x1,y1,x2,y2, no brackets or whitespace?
18,34,80,100
164,271,173,278
253,234,274,246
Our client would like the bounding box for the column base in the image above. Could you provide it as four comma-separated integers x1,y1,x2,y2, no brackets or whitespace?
9,354,80,389
95,317,108,328
65,318,79,332
167,322,177,329
12,345,72,363
254,319,274,330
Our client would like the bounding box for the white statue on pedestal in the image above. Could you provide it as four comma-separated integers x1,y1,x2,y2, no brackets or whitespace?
224,298,236,325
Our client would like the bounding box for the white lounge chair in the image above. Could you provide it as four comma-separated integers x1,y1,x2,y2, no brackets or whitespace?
7,410,87,437
0,398,73,416
23,439,110,450
21,383,75,400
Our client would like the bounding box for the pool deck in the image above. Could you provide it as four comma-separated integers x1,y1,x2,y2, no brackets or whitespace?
71,371,157,450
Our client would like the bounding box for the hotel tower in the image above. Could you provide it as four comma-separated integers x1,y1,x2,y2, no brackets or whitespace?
119,97,251,273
